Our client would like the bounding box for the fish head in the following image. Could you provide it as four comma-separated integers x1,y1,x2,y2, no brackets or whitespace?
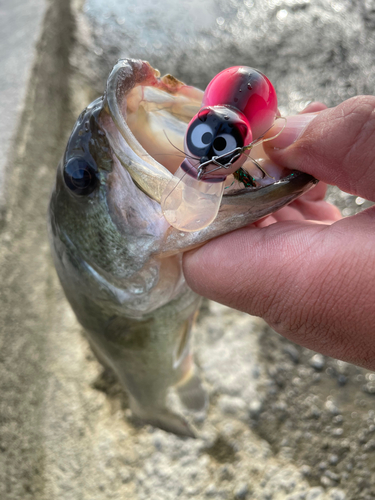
49,97,160,281
49,94,176,329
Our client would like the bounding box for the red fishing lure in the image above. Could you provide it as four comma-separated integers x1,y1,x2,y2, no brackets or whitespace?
161,66,278,232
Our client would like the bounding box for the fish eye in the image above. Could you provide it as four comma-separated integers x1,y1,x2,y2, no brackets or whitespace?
63,157,98,196
212,133,238,156
190,123,214,149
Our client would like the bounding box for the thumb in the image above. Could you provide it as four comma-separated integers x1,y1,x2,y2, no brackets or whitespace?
264,96,375,201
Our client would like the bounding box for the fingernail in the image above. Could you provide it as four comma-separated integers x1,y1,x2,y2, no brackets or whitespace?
265,113,317,149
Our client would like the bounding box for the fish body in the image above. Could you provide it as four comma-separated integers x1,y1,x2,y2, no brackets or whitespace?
49,59,316,436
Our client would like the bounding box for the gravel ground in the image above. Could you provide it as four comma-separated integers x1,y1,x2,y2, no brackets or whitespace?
1,0,375,498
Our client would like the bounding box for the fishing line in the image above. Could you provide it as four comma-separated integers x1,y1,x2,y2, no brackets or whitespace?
242,116,287,152
238,116,288,181
162,130,200,162
163,159,201,205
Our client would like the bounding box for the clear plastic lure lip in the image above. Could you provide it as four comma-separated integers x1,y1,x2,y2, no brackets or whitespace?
161,159,225,232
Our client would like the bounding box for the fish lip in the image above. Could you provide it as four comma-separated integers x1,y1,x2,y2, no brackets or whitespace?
103,58,316,204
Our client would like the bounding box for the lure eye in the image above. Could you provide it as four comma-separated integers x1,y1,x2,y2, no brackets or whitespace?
212,133,238,156
63,157,98,196
190,123,214,149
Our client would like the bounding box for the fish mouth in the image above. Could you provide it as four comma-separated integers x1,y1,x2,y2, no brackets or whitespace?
101,59,316,229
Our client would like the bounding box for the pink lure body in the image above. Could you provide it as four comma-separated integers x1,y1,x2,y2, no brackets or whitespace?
202,66,278,141
161,66,278,232
183,66,278,180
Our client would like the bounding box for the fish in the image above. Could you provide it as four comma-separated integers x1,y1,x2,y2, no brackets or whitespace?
48,58,316,437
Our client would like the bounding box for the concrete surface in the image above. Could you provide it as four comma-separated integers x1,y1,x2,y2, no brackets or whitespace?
1,0,375,499
0,0,47,221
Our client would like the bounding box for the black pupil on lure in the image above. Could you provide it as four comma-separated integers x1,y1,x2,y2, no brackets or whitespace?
64,157,98,196
213,136,227,151
202,132,212,144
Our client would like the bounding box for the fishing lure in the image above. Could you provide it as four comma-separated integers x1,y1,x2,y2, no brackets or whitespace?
161,66,283,232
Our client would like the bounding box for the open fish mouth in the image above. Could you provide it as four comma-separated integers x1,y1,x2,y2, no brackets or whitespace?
100,59,316,248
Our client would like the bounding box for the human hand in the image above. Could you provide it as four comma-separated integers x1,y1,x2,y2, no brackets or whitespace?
183,96,375,370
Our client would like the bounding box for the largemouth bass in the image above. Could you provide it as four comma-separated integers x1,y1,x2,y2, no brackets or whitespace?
48,59,315,437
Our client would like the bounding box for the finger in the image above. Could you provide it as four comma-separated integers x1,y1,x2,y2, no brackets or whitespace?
291,198,342,222
269,205,307,222
253,215,277,228
300,182,327,202
271,198,341,222
253,197,339,225
266,183,340,222
300,101,327,114
263,96,375,201
183,210,375,368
